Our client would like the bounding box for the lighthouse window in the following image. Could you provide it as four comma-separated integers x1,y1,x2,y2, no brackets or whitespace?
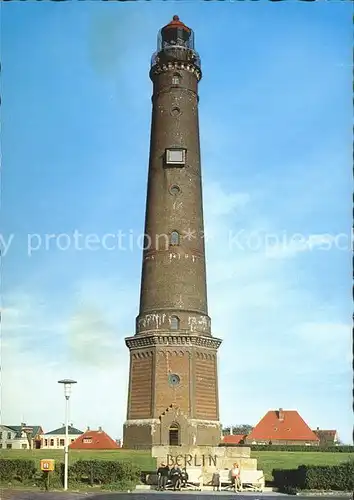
172,73,181,85
169,185,181,196
165,148,186,166
168,374,180,386
170,316,180,330
170,231,180,246
171,107,181,117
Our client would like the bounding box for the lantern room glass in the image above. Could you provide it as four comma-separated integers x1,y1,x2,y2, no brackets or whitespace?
151,23,201,70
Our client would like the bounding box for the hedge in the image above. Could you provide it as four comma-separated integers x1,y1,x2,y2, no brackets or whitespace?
67,460,141,486
0,459,36,482
273,461,354,491
220,443,354,453
0,459,141,490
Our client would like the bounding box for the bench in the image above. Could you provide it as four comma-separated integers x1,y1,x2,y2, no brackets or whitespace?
218,468,265,492
182,467,203,491
240,470,265,492
218,469,234,491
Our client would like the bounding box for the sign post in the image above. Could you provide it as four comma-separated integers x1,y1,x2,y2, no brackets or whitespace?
40,459,55,491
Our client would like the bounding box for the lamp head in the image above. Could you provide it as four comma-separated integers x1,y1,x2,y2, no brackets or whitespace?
58,379,77,399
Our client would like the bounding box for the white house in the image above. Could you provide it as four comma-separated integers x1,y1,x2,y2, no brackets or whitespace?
41,425,84,449
0,424,43,450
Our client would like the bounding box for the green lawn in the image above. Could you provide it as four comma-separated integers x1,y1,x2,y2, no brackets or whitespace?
252,451,353,481
1,449,353,482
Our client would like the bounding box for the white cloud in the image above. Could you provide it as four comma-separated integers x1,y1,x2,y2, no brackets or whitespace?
1,283,131,438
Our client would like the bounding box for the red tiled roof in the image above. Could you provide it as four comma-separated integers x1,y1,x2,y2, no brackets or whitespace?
222,434,246,444
69,429,119,450
247,409,319,442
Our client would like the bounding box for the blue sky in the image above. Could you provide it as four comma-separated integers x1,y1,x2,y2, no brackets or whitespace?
1,1,352,443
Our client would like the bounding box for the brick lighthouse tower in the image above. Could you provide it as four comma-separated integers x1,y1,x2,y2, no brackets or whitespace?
123,16,222,449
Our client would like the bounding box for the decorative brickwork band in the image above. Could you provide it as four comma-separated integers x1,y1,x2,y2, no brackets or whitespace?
125,334,222,351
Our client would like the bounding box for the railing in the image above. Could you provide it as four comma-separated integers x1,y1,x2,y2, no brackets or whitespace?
151,46,201,70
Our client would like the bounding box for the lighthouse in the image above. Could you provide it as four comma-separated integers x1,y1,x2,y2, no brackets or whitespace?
123,16,222,449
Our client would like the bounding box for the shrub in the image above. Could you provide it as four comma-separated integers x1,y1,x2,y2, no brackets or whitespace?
220,443,354,453
301,462,354,491
273,461,354,491
0,459,36,483
67,460,141,487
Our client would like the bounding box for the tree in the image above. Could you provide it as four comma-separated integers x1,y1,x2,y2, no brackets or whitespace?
23,428,33,450
222,424,253,436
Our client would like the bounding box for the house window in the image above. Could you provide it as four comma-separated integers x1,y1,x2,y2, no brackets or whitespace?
83,438,92,444
59,439,65,446
0,432,2,439
170,316,180,330
21,444,27,449
71,439,75,443
7,444,12,449
165,148,186,167
7,432,11,439
50,439,54,446
170,231,180,246
45,439,48,446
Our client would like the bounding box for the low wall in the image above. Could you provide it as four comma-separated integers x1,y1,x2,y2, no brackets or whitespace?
151,445,260,485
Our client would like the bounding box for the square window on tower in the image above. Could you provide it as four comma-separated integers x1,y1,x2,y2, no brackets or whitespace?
165,148,186,167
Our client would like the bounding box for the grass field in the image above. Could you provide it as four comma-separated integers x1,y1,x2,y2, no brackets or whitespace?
252,451,353,482
1,449,353,482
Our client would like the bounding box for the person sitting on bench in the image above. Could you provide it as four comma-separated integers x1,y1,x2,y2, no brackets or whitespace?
170,464,182,491
156,462,170,491
180,467,189,488
231,462,241,492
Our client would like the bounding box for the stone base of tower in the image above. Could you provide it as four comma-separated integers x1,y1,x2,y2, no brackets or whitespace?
122,417,222,450
149,445,262,488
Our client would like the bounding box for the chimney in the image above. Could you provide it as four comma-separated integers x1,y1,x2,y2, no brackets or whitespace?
21,423,26,427
230,426,233,436
87,426,90,431
98,426,102,432
278,408,284,421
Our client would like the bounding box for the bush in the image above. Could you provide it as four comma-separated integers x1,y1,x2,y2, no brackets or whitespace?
220,443,354,452
0,459,36,483
0,458,141,491
67,460,141,488
273,461,354,491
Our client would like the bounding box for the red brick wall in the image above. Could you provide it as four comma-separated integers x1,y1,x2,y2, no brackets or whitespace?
195,351,218,420
155,349,190,417
129,351,153,419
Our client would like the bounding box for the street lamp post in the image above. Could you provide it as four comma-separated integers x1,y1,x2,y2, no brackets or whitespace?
58,379,77,491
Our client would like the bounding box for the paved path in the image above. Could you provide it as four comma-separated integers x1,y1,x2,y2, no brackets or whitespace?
0,490,351,500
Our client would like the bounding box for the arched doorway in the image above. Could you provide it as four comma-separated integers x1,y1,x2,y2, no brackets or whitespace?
169,423,179,446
